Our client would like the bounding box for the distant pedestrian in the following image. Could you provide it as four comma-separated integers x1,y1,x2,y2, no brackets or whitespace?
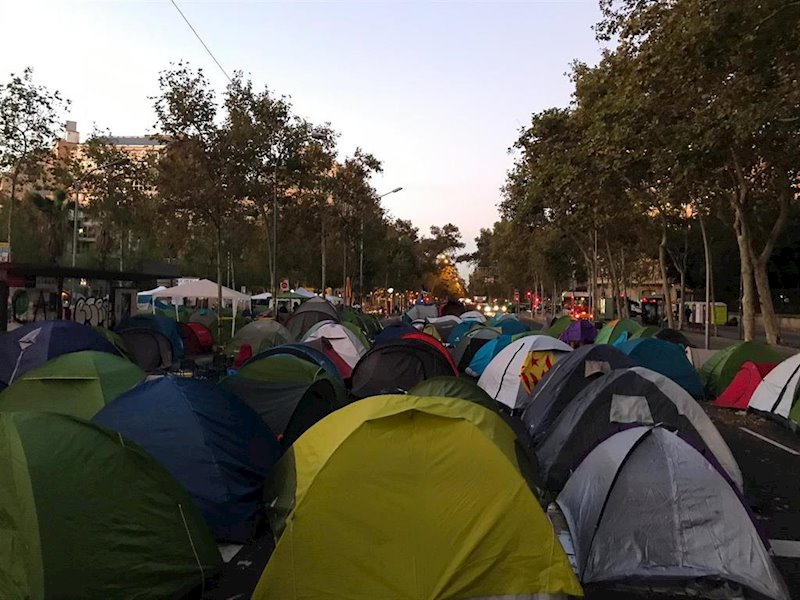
684,304,692,326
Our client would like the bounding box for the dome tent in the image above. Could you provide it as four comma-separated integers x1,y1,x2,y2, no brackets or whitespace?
748,352,800,426
594,318,641,345
0,412,220,599
303,320,368,369
522,344,637,442
478,335,573,411
0,351,144,420
254,395,581,600
93,377,281,542
465,333,514,377
287,296,340,340
116,314,185,360
409,376,496,410
536,366,742,491
714,361,777,410
616,337,704,398
700,341,782,397
450,326,500,372
117,327,176,372
225,319,293,356
557,426,789,600
0,320,120,386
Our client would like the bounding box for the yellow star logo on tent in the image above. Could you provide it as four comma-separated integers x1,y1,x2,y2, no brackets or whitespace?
520,351,555,394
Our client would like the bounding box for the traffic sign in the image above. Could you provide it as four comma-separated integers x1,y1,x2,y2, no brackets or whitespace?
279,279,289,292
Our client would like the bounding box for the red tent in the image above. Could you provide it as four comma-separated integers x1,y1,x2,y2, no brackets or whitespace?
400,331,459,374
305,337,353,379
182,322,214,355
713,361,777,410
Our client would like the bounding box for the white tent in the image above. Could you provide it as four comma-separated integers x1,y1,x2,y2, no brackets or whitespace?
478,335,572,410
295,287,316,299
303,320,367,369
138,285,167,297
748,352,800,424
251,292,272,300
460,310,487,323
151,279,251,335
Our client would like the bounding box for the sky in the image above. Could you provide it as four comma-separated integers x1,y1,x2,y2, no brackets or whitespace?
1,0,604,276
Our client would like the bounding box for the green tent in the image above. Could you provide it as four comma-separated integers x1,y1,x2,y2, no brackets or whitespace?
0,351,144,420
545,315,574,338
92,326,135,361
341,320,371,349
237,354,347,406
410,376,496,410
699,341,782,397
632,325,661,339
0,412,221,599
595,318,642,345
225,319,293,357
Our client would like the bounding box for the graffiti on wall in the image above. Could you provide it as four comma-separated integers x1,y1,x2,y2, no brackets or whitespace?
72,296,108,328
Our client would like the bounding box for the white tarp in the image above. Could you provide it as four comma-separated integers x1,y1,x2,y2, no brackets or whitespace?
151,279,251,303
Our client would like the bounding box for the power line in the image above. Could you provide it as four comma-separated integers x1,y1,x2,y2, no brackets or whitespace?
168,0,232,83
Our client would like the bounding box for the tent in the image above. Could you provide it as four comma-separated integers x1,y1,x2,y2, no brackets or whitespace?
536,366,742,491
225,319,293,357
699,341,782,397
0,351,144,420
714,361,777,410
118,328,175,372
220,355,340,447
445,320,478,346
439,299,466,317
189,308,218,329
287,297,340,340
409,376,496,410
294,287,316,299
93,377,280,542
450,326,500,372
0,320,120,386
374,320,417,345
460,309,487,323
558,319,597,345
557,426,789,600
254,395,582,600
350,338,458,398
400,331,459,372
421,322,443,341
545,315,574,338
749,353,800,426
403,303,439,323
631,324,660,338
151,278,251,336
686,346,717,369
92,326,135,361
497,318,530,336
304,337,354,379
478,335,573,411
0,411,220,599
181,322,214,355
655,327,692,347
616,338,704,398
465,333,514,377
340,313,373,347
522,344,637,441
594,318,641,345
303,320,368,369
117,314,185,360
427,314,462,342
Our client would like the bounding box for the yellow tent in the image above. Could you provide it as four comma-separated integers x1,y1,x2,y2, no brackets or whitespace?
423,323,443,342
254,394,582,600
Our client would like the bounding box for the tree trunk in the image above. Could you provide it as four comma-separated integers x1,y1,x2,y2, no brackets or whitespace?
592,229,599,321
321,214,326,295
258,205,273,290
658,219,675,329
7,173,17,260
699,214,712,349
732,206,756,340
605,240,619,319
619,248,629,318
751,192,791,345
216,224,224,342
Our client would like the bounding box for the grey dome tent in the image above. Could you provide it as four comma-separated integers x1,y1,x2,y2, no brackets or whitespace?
556,426,789,600
536,366,742,491
287,297,339,340
118,328,175,372
522,344,637,443
450,326,500,372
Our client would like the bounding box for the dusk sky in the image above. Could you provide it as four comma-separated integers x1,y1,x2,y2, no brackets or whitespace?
1,0,604,274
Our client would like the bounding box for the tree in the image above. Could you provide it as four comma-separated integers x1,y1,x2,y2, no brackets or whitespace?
26,189,69,262
0,68,69,260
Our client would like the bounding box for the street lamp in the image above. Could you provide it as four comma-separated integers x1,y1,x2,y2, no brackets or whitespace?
71,157,130,267
359,186,403,305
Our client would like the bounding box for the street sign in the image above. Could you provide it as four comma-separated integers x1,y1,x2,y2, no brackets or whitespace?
279,279,289,292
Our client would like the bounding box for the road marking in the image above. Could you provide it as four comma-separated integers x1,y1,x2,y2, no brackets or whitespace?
771,540,800,558
739,427,800,456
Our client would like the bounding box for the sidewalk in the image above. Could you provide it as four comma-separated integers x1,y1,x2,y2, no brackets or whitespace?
682,328,799,358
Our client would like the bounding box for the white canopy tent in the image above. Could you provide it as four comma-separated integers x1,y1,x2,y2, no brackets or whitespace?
251,292,272,300
151,279,251,335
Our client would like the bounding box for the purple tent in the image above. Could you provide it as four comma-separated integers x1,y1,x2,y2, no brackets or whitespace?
559,319,597,345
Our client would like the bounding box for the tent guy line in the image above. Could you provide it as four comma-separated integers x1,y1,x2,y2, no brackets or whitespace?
739,427,800,456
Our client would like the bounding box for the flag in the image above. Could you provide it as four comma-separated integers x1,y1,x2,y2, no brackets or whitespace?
519,351,555,394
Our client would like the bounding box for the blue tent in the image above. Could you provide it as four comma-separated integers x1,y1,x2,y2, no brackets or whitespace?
93,376,280,542
117,314,185,360
246,343,343,383
446,321,479,346
497,319,529,336
616,338,704,399
374,322,417,346
0,321,120,387
465,334,514,377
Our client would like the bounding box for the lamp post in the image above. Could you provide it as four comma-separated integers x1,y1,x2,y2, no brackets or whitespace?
359,186,402,305
71,157,129,267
